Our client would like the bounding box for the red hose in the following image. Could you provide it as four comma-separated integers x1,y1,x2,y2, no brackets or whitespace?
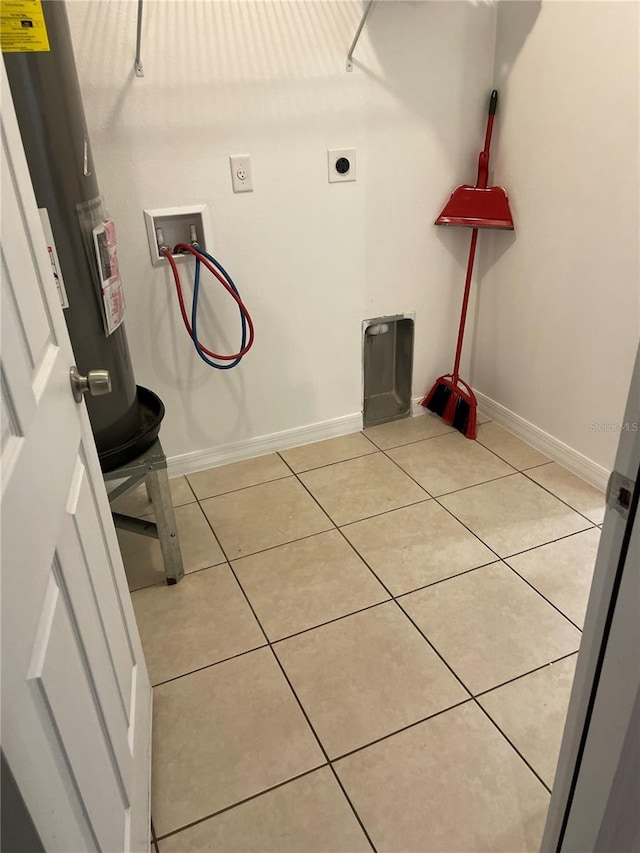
163,244,254,361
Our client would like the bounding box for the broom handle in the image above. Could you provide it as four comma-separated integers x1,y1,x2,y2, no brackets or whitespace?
452,227,478,383
477,89,498,189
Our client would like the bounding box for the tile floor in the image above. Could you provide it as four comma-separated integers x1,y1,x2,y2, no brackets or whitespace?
118,415,604,852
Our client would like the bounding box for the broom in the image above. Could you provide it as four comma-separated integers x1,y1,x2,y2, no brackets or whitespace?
421,228,479,439
422,90,513,439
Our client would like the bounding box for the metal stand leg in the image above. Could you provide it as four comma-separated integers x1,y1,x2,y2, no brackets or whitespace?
146,467,185,585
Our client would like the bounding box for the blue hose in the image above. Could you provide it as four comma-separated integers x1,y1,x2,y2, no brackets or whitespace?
190,247,247,370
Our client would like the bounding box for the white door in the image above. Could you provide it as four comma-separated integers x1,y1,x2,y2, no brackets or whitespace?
0,60,151,852
542,344,640,851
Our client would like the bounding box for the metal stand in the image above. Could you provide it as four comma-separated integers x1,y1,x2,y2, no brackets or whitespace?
104,439,184,585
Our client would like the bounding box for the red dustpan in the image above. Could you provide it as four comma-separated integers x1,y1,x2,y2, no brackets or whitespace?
436,90,514,230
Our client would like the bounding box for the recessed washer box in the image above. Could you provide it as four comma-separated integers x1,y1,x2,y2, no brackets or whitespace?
144,205,212,266
362,314,414,428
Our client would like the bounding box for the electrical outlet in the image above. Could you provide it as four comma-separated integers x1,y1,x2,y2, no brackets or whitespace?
328,148,356,183
230,155,253,193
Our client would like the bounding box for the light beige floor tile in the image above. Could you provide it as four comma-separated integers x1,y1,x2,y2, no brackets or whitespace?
479,655,577,787
477,411,492,425
400,563,580,694
233,531,388,641
152,647,324,837
342,501,496,595
110,475,195,518
201,477,332,559
506,529,600,628
476,422,550,470
132,565,265,685
363,412,454,450
388,431,516,496
299,453,427,526
335,702,549,852
158,767,370,853
526,463,605,523
118,503,226,591
439,474,591,557
187,453,290,500
280,433,377,473
275,603,467,758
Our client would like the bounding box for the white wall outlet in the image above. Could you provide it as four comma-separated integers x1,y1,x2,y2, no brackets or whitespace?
143,205,211,267
230,155,253,193
328,148,356,183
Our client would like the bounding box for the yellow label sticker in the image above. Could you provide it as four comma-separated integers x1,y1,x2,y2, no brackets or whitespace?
1,0,50,53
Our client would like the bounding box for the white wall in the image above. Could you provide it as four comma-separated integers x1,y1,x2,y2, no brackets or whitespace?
472,0,639,473
68,0,497,464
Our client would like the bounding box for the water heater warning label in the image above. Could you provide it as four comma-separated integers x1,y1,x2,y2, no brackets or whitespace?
1,0,50,53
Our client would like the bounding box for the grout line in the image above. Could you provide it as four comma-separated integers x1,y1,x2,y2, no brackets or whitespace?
331,698,474,763
269,642,378,853
326,766,377,852
429,470,520,499
521,461,555,472
374,447,582,792
472,698,552,794
394,599,475,698
282,449,379,476
520,468,604,526
200,489,379,851
270,598,391,646
360,426,457,453
377,447,507,564
218,526,338,563
276,449,432,524
190,472,292,503
277,630,378,845
391,429,574,788
392,560,501,600
501,561,585,633
151,642,270,688
473,650,580,700
176,475,197,505
380,444,597,569
129,558,229,595
282,445,481,710
473,436,550,473
326,497,432,527
155,764,329,842
151,819,159,853
500,525,598,560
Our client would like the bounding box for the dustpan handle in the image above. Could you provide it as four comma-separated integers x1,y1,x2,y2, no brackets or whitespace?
477,89,498,188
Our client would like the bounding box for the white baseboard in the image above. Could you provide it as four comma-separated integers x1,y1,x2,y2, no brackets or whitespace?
168,393,608,491
412,396,426,416
473,390,609,492
167,412,364,478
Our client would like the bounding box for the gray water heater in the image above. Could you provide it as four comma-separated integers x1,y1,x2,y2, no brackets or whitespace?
4,0,163,471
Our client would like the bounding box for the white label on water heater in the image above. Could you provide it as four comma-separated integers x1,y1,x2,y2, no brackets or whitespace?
92,219,126,336
38,208,69,309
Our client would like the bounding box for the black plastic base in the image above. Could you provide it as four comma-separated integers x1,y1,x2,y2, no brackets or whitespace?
98,386,165,473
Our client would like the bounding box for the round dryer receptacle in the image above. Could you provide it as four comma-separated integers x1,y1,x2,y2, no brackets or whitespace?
336,157,350,174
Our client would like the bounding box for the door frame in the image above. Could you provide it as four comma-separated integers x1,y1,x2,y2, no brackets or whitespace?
542,344,640,851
